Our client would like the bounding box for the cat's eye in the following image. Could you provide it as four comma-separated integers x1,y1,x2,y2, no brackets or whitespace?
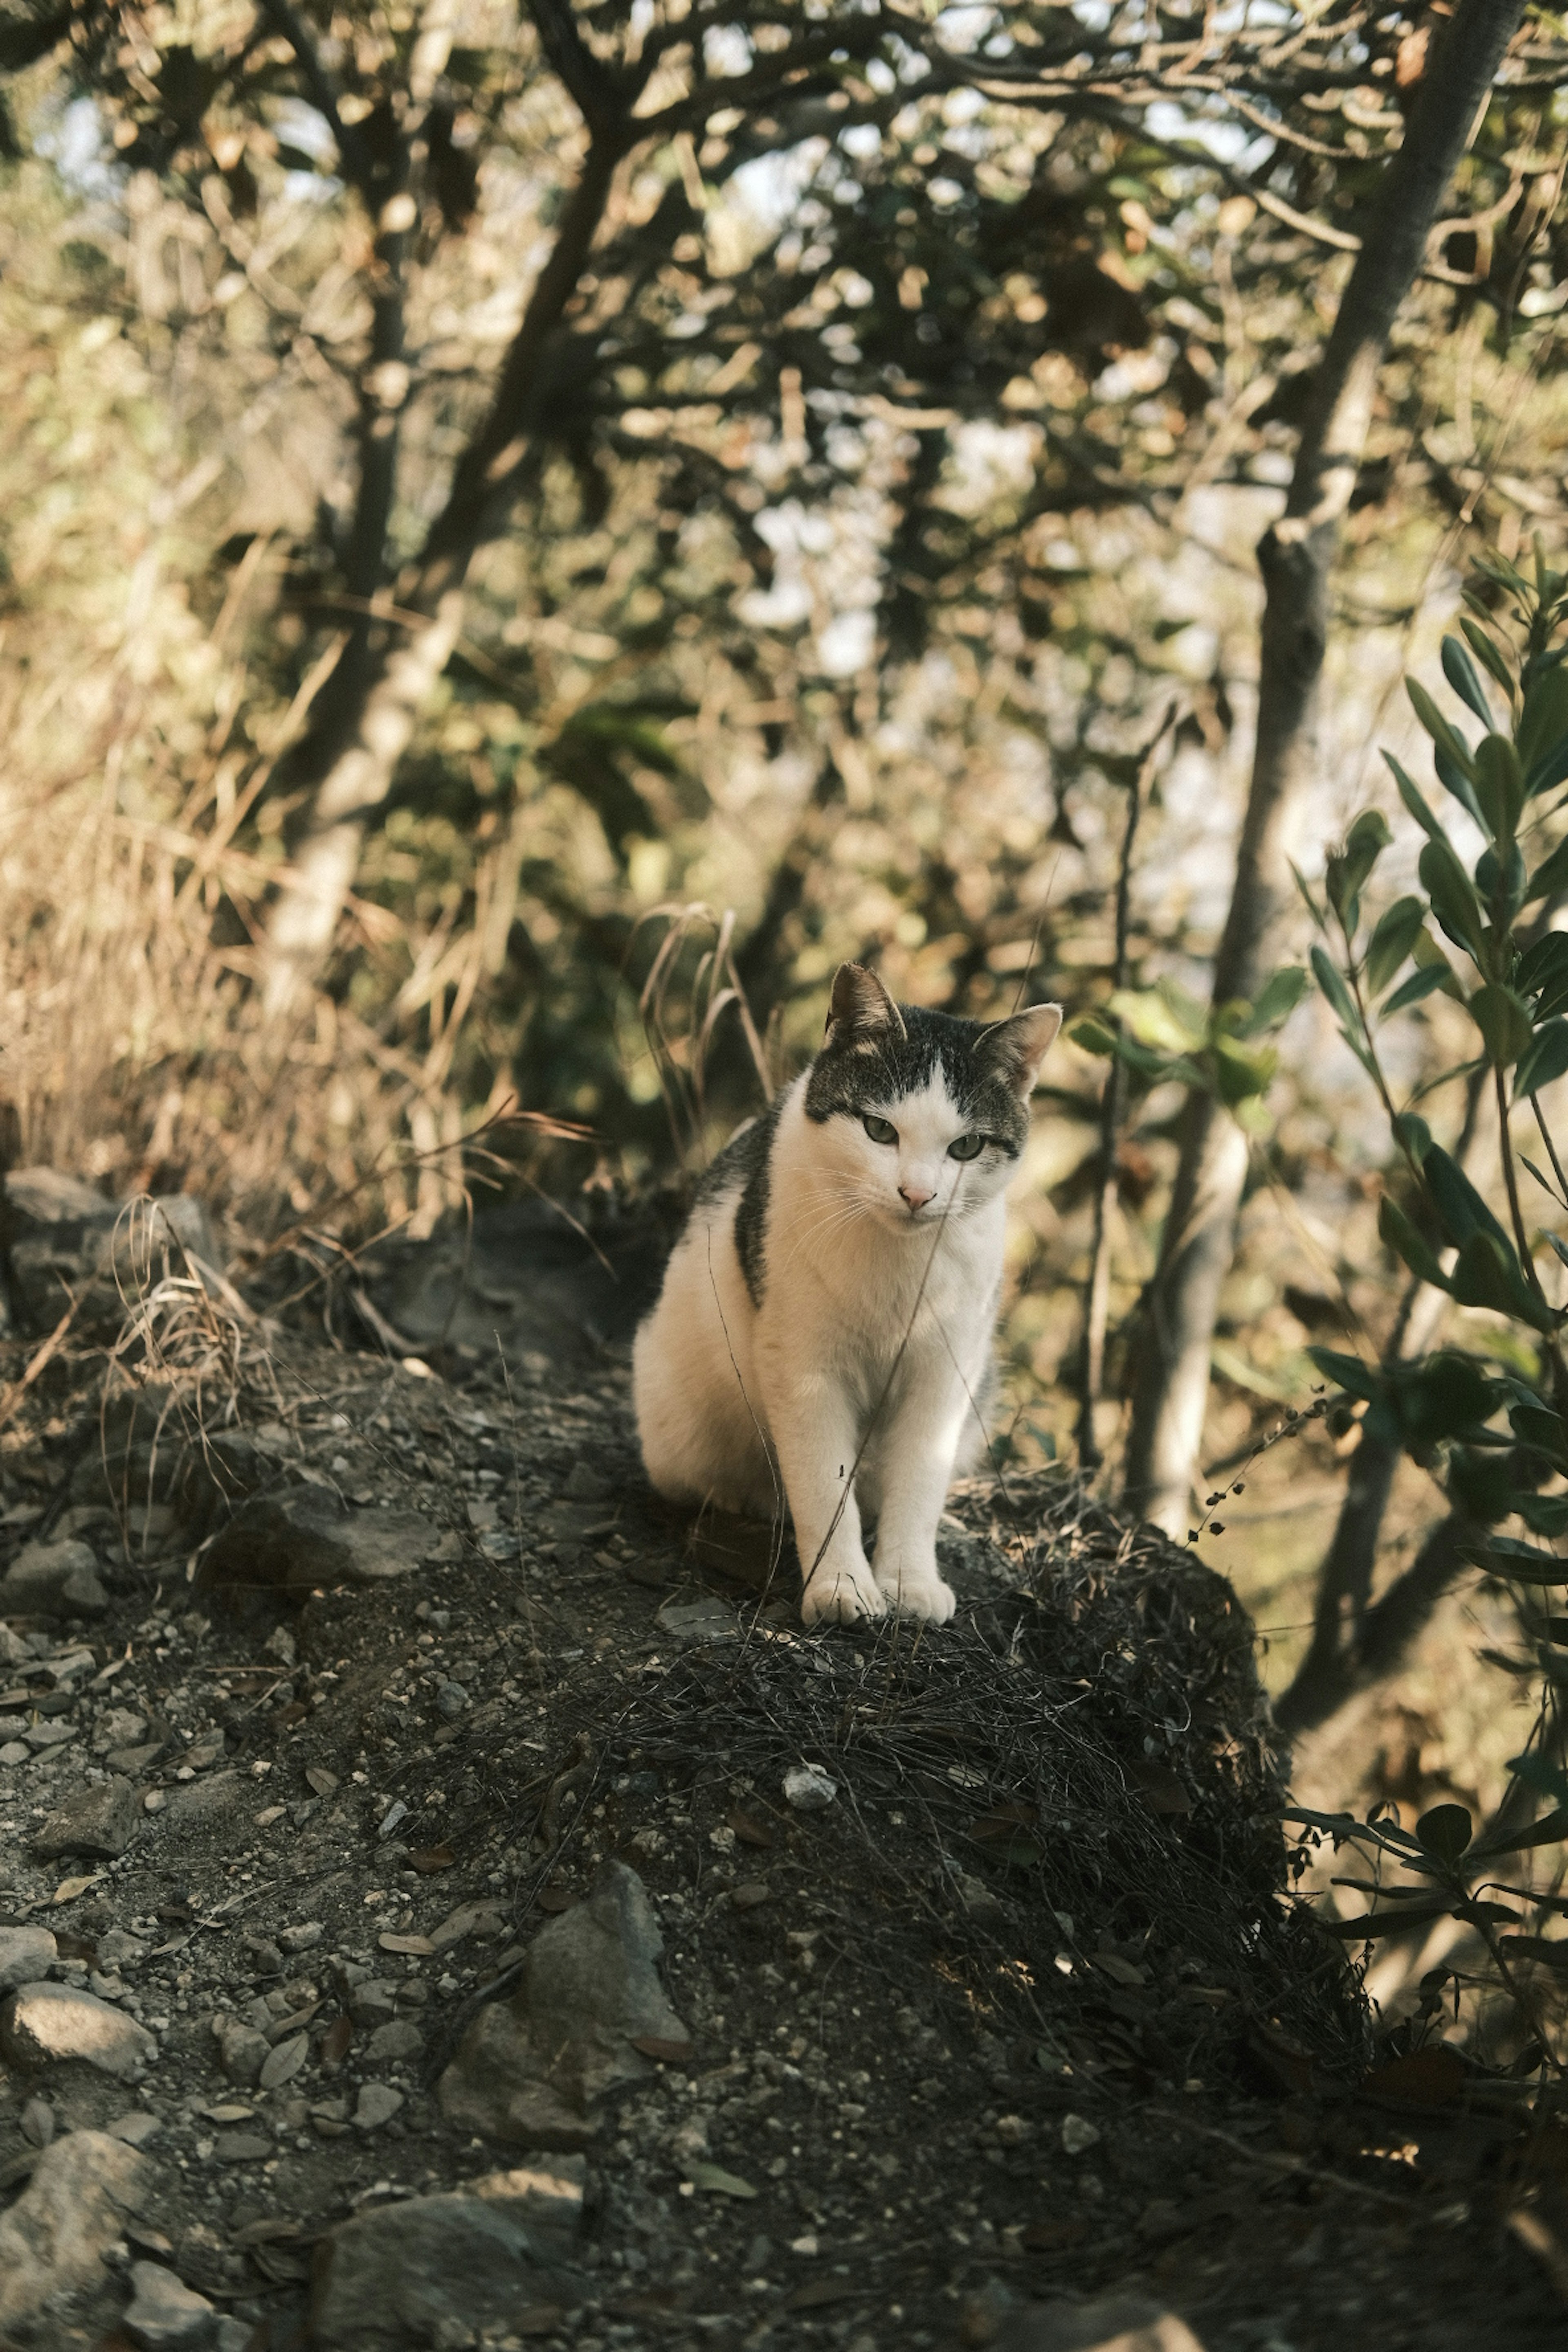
948,1132,986,1162
862,1114,898,1145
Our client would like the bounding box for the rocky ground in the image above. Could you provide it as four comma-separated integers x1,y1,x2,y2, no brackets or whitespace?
0,1184,1564,2352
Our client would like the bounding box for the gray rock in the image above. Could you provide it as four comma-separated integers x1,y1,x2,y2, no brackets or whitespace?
434,1680,468,1718
2,1538,108,1619
471,2156,586,2246
311,2193,579,2352
367,2017,423,2063
0,1924,57,1989
348,1980,399,2028
198,1488,440,1604
93,1707,150,1755
0,1622,29,1666
98,1927,151,1970
20,2096,54,2147
439,1860,687,2149
996,2297,1206,2352
2,1981,157,2079
782,1763,837,1811
122,2259,217,2350
0,2128,154,2331
218,2024,270,2087
354,2083,404,2132
33,1775,140,1860
655,1596,738,1646
158,1770,246,1829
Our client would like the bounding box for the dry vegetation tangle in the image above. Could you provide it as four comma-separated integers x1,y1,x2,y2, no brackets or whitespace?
0,1233,1560,2352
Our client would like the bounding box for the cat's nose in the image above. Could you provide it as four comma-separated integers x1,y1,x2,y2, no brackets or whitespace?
899,1181,935,1212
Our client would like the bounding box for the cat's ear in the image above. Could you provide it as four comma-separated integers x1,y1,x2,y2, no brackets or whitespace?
825,962,904,1047
978,1002,1062,1094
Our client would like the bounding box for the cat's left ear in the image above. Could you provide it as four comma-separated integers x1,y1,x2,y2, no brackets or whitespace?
978,1002,1063,1094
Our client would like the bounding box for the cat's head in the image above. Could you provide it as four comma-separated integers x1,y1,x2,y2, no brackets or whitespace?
802,963,1062,1229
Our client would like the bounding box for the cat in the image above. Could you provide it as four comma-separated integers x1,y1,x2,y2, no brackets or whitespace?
633,963,1062,1626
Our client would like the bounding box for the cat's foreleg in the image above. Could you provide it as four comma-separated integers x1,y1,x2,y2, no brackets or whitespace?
865,1356,970,1622
764,1372,886,1626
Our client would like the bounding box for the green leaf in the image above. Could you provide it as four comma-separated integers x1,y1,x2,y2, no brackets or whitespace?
1515,1019,1568,1099
1384,753,1448,844
1461,619,1516,704
1377,1194,1448,1289
1069,1019,1116,1057
1519,932,1568,999
1212,1031,1277,1103
1306,1346,1381,1404
1309,946,1364,1043
1508,1751,1568,1807
1395,1351,1499,1446
1472,734,1526,843
1422,1146,1514,1256
1392,1111,1432,1165
1449,1231,1552,1329
1468,982,1534,1068
1519,664,1568,793
1415,1804,1473,1864
1417,837,1487,959
1518,1492,1568,1535
1523,832,1568,906
1365,898,1426,996
1407,678,1477,780
1107,983,1206,1054
687,2163,758,2199
1462,1535,1568,1586
1240,964,1311,1035
1510,1401,1568,1463
1470,1809,1568,1861
1318,1900,1459,1940
1441,635,1495,728
1382,962,1456,1015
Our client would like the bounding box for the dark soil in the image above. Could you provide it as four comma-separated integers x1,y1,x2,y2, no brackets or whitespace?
0,1216,1565,2352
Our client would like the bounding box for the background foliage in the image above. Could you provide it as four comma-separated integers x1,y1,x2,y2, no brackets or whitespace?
5,0,1568,2038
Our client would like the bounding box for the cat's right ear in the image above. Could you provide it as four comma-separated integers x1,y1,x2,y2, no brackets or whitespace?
826,962,903,1047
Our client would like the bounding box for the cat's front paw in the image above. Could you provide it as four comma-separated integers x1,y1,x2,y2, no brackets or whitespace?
800,1560,887,1626
877,1568,957,1624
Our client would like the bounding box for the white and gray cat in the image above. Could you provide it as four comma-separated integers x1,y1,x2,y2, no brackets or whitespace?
633,964,1062,1627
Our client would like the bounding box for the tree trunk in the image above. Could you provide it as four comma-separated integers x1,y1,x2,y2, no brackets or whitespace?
1123,0,1525,1531
260,126,627,1014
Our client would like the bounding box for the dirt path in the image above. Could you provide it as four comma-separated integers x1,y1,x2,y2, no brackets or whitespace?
0,1298,1563,2352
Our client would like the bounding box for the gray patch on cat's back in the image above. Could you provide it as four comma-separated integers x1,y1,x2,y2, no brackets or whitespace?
694,1104,779,1307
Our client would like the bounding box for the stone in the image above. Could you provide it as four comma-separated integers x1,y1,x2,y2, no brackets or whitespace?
995,2296,1206,2352
354,2083,404,2131
20,2096,55,2147
1060,2114,1101,2156
0,1924,57,1989
33,1776,140,1860
2,1538,108,1619
434,1680,468,1718
2,1981,157,2080
367,2017,423,2063
93,1707,149,1755
783,1764,837,1811
122,2258,218,2349
439,1860,688,2149
107,2112,163,2147
0,2128,154,2332
212,2132,272,2161
472,2157,587,2245
99,1926,151,1970
218,2024,270,2087
158,1770,246,1829
655,1597,737,1646
197,1488,440,1605
953,1869,1005,1923
311,2193,579,2352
